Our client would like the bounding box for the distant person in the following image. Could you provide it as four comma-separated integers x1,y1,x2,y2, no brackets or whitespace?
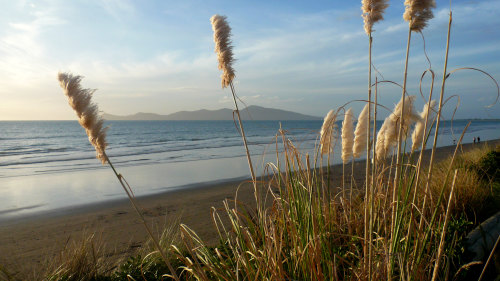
478,136,480,143
473,137,476,144
453,139,456,145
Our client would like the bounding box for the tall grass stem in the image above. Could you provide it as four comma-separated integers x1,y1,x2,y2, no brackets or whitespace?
103,153,179,280
419,11,452,232
389,28,411,278
408,79,435,272
229,82,258,197
478,233,500,281
431,169,457,281
365,34,373,279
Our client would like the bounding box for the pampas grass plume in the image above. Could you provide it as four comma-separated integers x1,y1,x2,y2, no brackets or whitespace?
210,15,235,88
384,95,418,148
362,0,389,35
341,108,355,163
353,103,370,158
58,72,107,164
376,96,418,159
375,120,389,159
411,100,436,151
403,0,436,32
320,110,337,155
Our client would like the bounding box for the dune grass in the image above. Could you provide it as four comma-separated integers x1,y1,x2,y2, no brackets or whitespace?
2,1,500,280
172,138,500,281
108,6,499,278
45,234,111,281
34,140,500,281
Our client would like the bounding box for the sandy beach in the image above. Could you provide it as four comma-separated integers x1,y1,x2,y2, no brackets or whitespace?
0,139,498,278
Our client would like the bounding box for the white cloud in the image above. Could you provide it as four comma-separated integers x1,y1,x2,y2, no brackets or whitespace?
383,23,406,34
433,1,500,26
0,3,65,85
0,0,499,119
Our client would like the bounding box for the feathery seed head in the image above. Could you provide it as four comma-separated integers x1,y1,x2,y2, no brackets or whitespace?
386,95,417,147
320,110,338,155
361,0,389,35
210,15,235,88
353,103,370,158
58,72,108,164
375,96,418,160
411,100,436,151
341,108,355,163
403,0,436,32
375,120,389,159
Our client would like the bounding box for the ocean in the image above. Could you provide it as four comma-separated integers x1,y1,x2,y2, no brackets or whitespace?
1,119,499,220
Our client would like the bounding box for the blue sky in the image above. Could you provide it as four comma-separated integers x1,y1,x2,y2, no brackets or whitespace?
0,0,499,120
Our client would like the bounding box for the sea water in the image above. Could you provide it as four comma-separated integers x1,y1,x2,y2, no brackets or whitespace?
0,119,499,220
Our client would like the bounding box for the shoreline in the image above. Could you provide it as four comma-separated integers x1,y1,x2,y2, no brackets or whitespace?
3,138,495,225
0,175,250,225
0,139,498,278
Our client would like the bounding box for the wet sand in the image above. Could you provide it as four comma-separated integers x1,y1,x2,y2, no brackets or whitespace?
0,139,498,279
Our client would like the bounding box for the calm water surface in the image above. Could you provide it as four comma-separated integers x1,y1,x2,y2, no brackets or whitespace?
0,119,499,220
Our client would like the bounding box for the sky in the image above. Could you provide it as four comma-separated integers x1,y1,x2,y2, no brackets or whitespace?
0,0,499,120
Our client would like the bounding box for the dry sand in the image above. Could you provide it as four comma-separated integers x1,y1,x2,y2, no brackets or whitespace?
0,140,498,279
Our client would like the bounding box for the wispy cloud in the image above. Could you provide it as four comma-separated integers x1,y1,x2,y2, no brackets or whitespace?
383,23,406,34
0,0,499,119
433,1,500,27
0,4,65,85
97,0,136,22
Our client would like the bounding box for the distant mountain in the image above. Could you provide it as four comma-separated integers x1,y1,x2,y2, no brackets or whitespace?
103,106,321,121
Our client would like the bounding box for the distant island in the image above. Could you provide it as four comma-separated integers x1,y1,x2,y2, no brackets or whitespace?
103,105,321,121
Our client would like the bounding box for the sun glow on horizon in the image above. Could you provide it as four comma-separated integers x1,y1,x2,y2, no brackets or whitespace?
0,0,499,120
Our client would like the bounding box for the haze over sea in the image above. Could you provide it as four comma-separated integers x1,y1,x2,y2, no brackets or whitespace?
1,119,499,220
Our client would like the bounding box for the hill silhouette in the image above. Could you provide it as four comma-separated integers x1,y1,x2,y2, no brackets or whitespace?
103,106,321,121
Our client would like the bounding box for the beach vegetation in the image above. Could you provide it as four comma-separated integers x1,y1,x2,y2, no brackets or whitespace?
0,265,15,281
168,1,499,280
58,73,180,281
40,142,500,281
32,1,500,280
44,234,111,281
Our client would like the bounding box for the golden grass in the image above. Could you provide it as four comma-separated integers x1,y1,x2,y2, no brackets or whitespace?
411,100,436,151
210,15,235,89
45,233,111,281
428,144,499,219
403,0,437,32
353,103,369,159
34,2,499,281
58,73,107,164
341,108,355,163
320,109,338,155
361,0,389,35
